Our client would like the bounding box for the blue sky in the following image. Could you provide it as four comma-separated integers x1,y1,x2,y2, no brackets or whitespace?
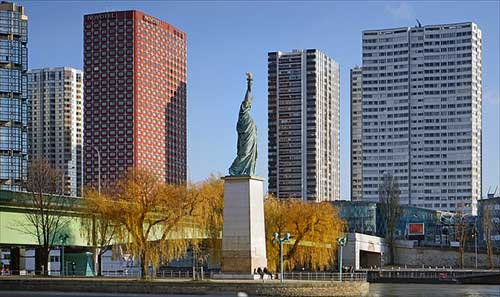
19,0,500,199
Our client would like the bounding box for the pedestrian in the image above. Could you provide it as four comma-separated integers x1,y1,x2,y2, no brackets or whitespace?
263,267,273,279
256,267,264,280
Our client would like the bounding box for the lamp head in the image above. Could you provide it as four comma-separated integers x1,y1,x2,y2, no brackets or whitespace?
273,232,279,241
59,233,69,242
284,233,291,241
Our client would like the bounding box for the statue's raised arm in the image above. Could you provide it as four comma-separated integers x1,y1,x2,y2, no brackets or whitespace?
240,72,252,112
246,72,253,92
229,72,257,176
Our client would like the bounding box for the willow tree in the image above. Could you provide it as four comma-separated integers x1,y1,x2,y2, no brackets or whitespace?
193,174,224,266
81,189,120,276
264,196,345,272
90,168,203,278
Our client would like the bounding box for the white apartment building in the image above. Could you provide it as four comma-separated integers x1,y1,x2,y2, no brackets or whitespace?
268,49,340,201
28,67,84,196
361,22,482,214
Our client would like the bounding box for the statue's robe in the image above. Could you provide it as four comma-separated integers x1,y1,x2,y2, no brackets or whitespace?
229,85,257,176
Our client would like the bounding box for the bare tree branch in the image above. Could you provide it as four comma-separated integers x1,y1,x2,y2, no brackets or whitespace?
379,173,402,265
17,157,71,275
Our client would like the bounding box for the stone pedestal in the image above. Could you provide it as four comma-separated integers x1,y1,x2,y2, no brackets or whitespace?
221,176,267,275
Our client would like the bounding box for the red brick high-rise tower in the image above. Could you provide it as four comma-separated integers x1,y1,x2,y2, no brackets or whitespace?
83,10,186,187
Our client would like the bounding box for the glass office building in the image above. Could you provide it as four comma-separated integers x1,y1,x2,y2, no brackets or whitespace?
478,196,500,249
333,201,457,246
0,2,28,191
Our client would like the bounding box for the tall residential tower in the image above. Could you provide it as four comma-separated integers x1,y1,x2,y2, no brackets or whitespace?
83,10,187,188
28,67,83,196
361,22,482,214
268,49,340,202
350,66,363,201
0,1,27,191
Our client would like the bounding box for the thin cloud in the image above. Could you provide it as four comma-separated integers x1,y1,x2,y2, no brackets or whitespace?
385,2,415,21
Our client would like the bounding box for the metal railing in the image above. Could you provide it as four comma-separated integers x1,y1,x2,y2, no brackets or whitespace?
361,266,500,272
103,269,210,279
1,269,367,282
1,269,93,277
284,272,367,282
102,269,142,278
365,269,500,282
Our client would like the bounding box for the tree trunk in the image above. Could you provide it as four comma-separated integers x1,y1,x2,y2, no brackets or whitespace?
97,253,103,276
140,252,148,278
92,246,98,276
92,216,98,276
388,231,395,265
35,247,50,276
389,243,396,265
459,247,465,268
486,240,494,269
485,226,493,269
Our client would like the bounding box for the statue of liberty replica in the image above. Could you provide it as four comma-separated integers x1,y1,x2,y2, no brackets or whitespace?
218,72,267,277
229,72,257,176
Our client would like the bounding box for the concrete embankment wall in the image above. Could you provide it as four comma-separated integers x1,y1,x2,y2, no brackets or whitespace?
343,233,499,270
0,277,369,297
394,246,500,269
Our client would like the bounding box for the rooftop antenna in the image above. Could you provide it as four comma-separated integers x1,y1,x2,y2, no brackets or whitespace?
416,19,422,28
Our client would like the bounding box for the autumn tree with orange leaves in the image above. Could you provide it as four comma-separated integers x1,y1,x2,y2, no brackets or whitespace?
194,174,224,265
84,169,346,275
81,189,119,276
264,196,346,272
84,169,222,278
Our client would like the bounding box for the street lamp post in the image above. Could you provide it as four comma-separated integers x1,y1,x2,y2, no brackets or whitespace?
337,235,348,282
273,232,290,284
59,234,69,277
475,227,478,269
472,221,478,269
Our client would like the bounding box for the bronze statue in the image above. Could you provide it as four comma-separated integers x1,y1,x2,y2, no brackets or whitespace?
229,72,257,176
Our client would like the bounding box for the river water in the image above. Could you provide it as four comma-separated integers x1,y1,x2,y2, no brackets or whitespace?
368,283,500,297
0,284,498,297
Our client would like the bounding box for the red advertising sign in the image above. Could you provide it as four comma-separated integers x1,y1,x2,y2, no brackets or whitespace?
408,223,425,235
